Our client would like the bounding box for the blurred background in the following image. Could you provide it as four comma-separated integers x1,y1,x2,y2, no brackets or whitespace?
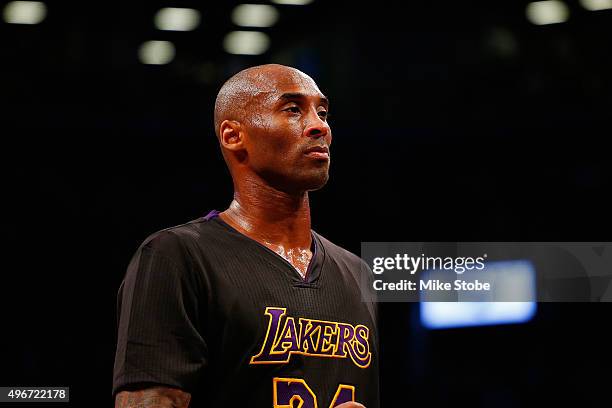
2,0,611,406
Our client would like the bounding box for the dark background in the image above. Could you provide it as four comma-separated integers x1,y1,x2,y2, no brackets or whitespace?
2,0,611,406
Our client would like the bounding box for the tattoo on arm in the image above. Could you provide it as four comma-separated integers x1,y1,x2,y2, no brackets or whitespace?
115,386,191,408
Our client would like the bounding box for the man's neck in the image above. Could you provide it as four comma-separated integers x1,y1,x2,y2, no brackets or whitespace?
219,178,312,250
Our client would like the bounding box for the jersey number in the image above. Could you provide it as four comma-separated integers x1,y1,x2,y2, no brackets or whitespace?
273,377,355,408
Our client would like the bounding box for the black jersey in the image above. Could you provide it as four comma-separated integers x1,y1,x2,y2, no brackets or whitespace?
113,210,379,407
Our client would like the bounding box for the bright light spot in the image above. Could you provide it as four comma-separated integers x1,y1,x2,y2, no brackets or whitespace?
223,31,270,55
231,4,279,27
526,1,570,25
420,260,537,329
154,7,200,31
421,302,537,329
138,41,175,65
3,1,47,24
579,0,612,10
271,0,314,5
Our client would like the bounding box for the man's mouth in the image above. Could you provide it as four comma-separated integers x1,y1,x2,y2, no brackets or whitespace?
304,145,330,160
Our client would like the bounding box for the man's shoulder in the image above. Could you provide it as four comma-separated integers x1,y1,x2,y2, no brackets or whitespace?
138,216,222,257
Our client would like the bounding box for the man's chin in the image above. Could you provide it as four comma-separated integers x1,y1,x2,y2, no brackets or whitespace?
303,173,329,192
262,168,329,194
278,173,329,194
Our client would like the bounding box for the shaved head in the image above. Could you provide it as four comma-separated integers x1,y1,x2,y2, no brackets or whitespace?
213,63,332,194
214,64,320,138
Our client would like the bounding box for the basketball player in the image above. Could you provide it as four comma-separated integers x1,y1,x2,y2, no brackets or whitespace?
113,64,379,407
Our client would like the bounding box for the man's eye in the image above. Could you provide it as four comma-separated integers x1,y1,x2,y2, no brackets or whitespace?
318,111,329,119
285,106,300,113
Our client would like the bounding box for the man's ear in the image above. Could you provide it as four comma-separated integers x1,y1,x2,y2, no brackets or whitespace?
219,120,245,151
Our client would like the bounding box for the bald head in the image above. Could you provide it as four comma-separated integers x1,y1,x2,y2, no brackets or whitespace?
213,64,319,138
212,63,332,193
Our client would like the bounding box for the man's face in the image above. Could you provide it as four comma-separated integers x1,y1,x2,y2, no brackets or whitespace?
242,70,332,194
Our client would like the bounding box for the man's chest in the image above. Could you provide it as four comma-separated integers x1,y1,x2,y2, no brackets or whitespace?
193,248,379,407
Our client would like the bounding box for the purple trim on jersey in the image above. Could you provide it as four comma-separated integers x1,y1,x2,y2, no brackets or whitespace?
203,210,220,221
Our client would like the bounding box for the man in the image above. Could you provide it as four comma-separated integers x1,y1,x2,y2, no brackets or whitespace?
113,64,379,407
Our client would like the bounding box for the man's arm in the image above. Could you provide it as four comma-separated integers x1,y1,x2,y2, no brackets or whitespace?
113,235,207,407
114,387,191,408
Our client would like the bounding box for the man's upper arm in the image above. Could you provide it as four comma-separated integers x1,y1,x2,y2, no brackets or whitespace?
113,230,208,398
114,386,191,408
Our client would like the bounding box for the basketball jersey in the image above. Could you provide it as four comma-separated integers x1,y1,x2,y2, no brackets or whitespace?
113,211,379,407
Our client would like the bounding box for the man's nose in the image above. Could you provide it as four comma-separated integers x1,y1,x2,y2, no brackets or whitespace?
304,112,331,140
